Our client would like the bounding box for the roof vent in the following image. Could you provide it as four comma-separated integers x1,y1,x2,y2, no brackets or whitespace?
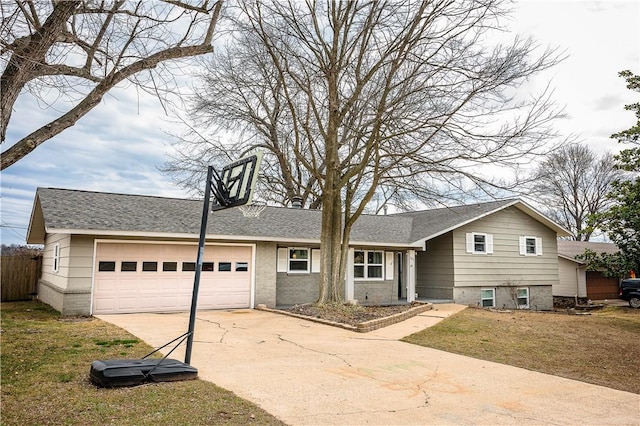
291,196,303,209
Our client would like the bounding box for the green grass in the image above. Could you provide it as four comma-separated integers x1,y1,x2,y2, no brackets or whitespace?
1,301,286,425
402,306,640,394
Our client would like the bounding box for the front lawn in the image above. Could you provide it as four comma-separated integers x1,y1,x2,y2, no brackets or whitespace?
1,301,285,425
402,306,640,394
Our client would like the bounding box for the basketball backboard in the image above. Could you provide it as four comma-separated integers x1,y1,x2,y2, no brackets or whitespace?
211,151,262,210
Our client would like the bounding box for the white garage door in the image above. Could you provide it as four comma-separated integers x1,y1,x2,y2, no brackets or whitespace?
93,243,252,314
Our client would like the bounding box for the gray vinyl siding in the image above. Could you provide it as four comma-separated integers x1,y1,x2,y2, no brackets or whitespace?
452,207,559,289
557,257,587,298
67,235,94,292
38,234,93,315
416,233,454,300
41,233,71,290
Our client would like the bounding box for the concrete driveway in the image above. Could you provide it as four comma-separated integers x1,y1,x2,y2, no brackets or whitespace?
98,305,639,425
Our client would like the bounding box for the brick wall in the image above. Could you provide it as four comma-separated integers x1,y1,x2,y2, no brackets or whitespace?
453,285,553,310
354,280,395,305
37,280,92,315
254,242,277,307
276,273,320,306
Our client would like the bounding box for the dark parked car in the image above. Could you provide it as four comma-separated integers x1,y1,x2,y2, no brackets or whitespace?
619,278,640,309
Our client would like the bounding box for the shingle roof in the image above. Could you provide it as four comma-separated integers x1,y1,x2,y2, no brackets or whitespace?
393,199,519,242
557,240,619,260
30,188,414,246
28,187,569,246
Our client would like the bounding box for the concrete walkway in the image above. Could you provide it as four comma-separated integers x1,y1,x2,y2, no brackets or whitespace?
98,305,639,425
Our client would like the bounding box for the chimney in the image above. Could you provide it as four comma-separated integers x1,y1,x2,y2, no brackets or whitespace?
291,196,303,209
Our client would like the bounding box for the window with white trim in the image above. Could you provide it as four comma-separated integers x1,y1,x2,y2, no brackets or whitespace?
519,236,542,256
481,288,495,307
466,233,493,254
288,248,309,273
517,288,529,309
354,250,384,279
52,243,60,273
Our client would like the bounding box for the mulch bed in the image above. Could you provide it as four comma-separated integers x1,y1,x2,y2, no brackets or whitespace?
281,302,419,327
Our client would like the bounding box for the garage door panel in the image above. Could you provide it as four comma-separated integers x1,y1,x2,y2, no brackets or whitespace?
93,243,252,314
93,297,116,312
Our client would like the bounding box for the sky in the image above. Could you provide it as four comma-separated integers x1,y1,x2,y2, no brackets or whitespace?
1,0,639,246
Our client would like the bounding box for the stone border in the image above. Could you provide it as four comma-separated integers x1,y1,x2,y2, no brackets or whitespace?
256,302,433,333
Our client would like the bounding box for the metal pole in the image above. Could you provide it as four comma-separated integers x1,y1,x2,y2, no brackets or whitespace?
185,166,214,365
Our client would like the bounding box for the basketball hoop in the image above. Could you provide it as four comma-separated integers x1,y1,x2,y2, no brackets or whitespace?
238,203,266,218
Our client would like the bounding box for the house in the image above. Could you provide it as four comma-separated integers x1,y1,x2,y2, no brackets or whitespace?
27,188,571,315
556,240,620,302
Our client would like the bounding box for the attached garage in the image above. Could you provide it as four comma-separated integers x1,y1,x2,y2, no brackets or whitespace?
93,242,253,314
586,271,620,300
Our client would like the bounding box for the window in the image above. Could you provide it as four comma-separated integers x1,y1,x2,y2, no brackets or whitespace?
354,250,384,279
519,236,542,256
517,288,529,309
162,262,177,272
219,262,232,272
182,262,196,272
525,238,536,254
142,261,158,272
202,262,214,271
289,248,309,273
52,243,60,273
466,233,493,254
474,234,486,253
121,261,137,272
98,261,115,272
481,289,495,308
235,262,248,272
277,248,311,273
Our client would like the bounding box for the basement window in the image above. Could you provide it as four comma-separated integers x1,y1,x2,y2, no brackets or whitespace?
517,288,530,309
481,288,495,308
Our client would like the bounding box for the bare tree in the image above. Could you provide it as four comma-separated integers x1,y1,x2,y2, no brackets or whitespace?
168,0,564,303
0,0,223,170
530,144,619,240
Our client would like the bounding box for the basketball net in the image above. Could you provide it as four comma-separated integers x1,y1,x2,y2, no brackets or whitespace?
238,203,266,218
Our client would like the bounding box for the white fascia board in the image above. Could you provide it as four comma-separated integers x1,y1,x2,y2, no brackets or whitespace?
47,228,419,248
558,254,586,264
47,228,322,245
348,240,422,249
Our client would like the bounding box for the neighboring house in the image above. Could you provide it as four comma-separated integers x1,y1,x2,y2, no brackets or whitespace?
556,241,620,301
27,188,571,315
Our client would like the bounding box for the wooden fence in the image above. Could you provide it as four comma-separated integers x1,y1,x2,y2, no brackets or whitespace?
1,255,42,302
